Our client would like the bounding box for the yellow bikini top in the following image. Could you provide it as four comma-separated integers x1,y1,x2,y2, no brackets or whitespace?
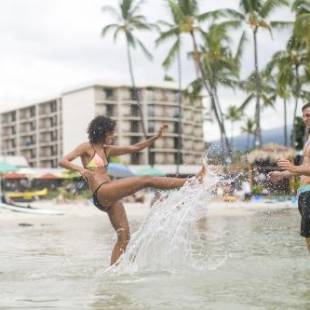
86,146,109,170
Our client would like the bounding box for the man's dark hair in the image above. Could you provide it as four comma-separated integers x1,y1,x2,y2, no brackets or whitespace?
87,115,116,144
302,103,310,111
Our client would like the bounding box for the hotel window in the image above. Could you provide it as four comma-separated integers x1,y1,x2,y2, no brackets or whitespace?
106,104,114,117
173,121,181,134
130,121,140,133
148,121,155,133
130,137,140,144
11,112,16,122
30,107,35,117
148,104,155,117
130,104,140,116
173,106,181,118
104,88,114,99
130,88,140,101
50,101,57,113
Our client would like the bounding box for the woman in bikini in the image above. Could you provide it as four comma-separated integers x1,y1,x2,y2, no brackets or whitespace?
59,115,205,265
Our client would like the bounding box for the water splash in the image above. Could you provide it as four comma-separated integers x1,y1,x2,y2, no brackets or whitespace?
108,168,230,275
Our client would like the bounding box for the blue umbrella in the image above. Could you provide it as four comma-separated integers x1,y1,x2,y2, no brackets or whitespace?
107,163,134,178
136,166,166,176
0,161,17,173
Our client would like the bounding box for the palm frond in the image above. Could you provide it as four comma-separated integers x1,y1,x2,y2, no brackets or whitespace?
239,93,255,111
292,0,310,13
162,39,180,69
157,20,174,28
234,31,248,64
131,0,145,15
197,9,227,22
260,0,289,18
101,24,120,37
218,8,245,19
168,0,185,23
270,20,294,29
136,38,153,60
102,5,120,20
155,28,179,46
113,26,125,42
126,31,137,48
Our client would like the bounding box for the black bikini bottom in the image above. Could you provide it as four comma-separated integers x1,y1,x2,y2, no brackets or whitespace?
92,181,110,212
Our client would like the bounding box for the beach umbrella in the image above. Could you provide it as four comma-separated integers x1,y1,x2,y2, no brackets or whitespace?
36,173,62,180
107,163,135,178
0,161,17,198
0,161,17,173
3,172,26,179
136,166,166,177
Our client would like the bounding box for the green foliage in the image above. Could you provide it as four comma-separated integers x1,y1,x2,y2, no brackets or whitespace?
293,116,306,150
252,184,263,195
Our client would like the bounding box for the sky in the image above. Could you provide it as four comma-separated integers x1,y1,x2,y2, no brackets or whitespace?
0,0,299,141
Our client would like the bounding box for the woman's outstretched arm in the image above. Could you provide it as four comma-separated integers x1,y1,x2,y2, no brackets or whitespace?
107,124,168,156
58,143,87,173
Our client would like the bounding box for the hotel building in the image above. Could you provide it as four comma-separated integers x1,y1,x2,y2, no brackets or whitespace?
0,82,205,170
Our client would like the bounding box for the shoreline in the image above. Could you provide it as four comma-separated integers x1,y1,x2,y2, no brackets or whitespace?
0,198,296,222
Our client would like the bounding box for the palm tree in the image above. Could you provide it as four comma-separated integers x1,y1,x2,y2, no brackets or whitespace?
265,50,295,146
224,0,289,147
293,0,310,58
156,2,184,175
241,118,256,150
290,1,310,146
186,22,246,154
238,70,277,141
101,0,157,138
225,105,243,153
280,36,308,147
166,0,232,157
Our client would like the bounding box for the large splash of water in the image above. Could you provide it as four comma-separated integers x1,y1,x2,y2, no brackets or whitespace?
108,168,230,275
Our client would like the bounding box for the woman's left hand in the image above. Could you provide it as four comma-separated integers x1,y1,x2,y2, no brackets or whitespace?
156,124,168,138
277,159,297,173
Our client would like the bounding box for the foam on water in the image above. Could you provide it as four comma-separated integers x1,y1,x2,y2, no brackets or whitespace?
107,168,229,275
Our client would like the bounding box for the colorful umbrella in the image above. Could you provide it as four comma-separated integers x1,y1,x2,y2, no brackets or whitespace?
0,161,17,173
107,163,135,178
136,166,166,177
3,172,26,179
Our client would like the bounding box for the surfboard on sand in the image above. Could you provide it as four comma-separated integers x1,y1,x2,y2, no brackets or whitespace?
0,202,64,215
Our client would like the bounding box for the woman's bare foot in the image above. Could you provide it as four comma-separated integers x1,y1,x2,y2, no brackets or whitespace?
196,162,207,182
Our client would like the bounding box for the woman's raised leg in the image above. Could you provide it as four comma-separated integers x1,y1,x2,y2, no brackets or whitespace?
97,164,206,207
98,176,187,206
106,201,130,265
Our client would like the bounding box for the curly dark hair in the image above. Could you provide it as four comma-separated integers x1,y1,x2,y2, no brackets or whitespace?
87,115,116,144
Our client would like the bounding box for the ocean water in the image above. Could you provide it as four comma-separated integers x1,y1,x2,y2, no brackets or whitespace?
1,192,310,309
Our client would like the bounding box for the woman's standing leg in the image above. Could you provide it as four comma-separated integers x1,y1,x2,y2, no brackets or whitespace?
106,201,130,265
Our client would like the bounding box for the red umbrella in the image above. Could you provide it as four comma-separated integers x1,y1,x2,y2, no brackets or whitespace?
3,172,26,179
36,173,62,180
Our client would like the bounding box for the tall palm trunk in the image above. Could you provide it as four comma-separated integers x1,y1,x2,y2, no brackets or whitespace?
291,64,300,148
230,122,234,153
253,29,262,147
189,31,232,158
213,86,228,154
246,133,250,150
126,40,148,138
283,99,288,146
176,37,183,176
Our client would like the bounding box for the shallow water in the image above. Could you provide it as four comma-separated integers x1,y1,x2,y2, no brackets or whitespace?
1,204,310,310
